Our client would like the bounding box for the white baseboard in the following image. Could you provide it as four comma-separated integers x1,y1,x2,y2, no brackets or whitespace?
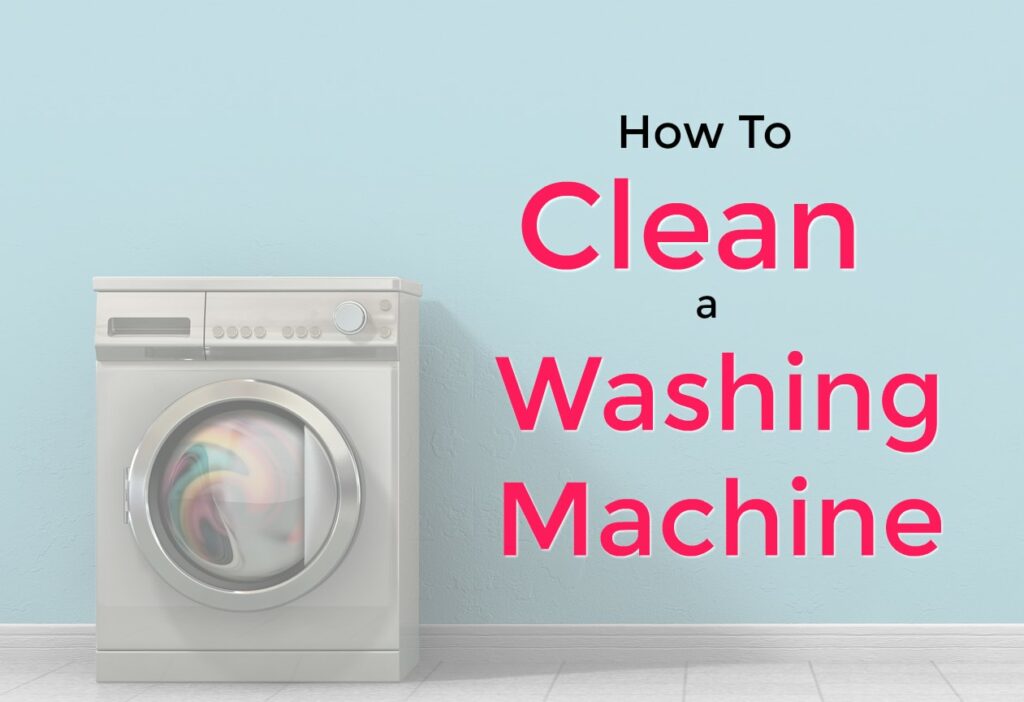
0,625,94,650
422,624,1024,662
4,624,1024,662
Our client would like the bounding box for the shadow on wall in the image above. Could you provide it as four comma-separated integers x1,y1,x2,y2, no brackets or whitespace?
419,300,664,624
419,299,519,622
422,300,596,623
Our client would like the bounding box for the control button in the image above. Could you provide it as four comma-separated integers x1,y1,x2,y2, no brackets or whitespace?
254,326,266,339
240,326,252,339
380,299,392,312
296,326,308,339
282,326,294,339
310,326,321,338
227,326,238,339
333,301,367,335
212,326,224,339
380,326,392,339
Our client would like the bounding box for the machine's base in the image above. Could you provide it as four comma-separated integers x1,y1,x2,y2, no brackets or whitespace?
97,649,418,682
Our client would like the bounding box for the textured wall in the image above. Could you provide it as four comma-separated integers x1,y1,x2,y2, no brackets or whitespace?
1,3,1021,623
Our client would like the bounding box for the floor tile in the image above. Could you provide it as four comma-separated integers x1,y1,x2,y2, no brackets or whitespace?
264,658,434,699
2,683,153,702
815,691,950,699
409,684,550,700
0,664,151,702
43,660,95,675
812,662,946,682
0,652,76,675
687,662,817,680
948,683,1024,696
411,694,547,701
0,658,83,698
409,661,558,700
685,697,821,702
811,662,958,701
549,694,681,702
0,676,50,694
550,662,685,700
928,662,1024,700
937,661,1024,684
548,681,683,697
270,681,423,701
6,654,1024,701
557,662,687,684
127,682,282,701
816,681,956,696
937,667,1024,691
685,662,819,696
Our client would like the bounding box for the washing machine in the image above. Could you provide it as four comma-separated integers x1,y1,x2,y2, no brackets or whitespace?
94,277,420,682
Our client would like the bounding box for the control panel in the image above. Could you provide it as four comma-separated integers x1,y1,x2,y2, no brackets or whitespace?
204,292,400,354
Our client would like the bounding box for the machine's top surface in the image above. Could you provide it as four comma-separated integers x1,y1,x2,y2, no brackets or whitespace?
93,276,422,296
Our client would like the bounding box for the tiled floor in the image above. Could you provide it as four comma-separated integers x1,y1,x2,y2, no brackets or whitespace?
2,649,1024,700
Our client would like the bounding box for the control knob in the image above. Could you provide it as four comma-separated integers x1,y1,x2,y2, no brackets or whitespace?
333,301,367,335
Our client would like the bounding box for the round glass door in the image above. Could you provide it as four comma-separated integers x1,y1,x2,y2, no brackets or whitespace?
127,380,361,611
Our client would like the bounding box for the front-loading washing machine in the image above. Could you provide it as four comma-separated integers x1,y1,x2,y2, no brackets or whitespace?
94,277,420,682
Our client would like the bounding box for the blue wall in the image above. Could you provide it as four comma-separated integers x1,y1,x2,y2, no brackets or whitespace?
1,2,1021,623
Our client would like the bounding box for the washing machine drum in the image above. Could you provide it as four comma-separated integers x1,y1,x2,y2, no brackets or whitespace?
127,380,361,611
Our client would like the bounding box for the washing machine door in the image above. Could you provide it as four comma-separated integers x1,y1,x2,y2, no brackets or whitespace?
126,379,360,611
